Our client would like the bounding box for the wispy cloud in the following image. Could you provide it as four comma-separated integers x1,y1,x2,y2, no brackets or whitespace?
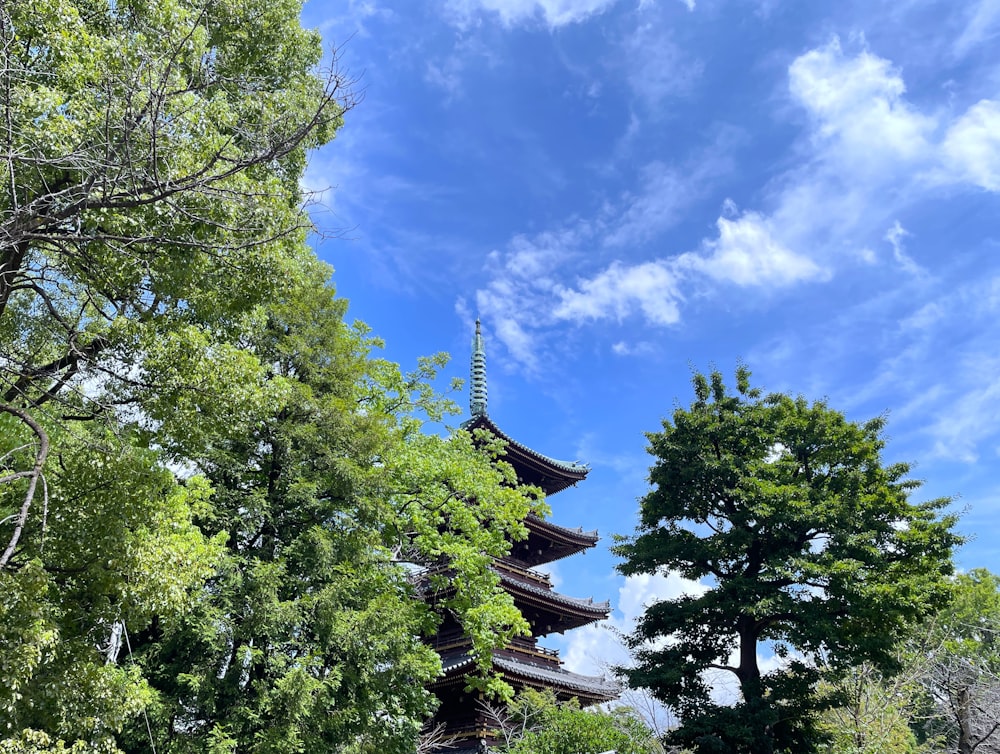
883,221,924,276
927,352,1000,463
474,35,1000,374
605,149,733,247
621,19,704,110
611,340,656,357
444,0,619,28
953,0,1000,58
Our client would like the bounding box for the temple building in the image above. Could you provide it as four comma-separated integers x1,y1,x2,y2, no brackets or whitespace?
425,321,618,752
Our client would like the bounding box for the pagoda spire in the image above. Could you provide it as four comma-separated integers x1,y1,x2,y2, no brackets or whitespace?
470,319,488,417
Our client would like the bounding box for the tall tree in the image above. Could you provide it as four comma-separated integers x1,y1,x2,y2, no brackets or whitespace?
614,368,960,754
117,267,539,754
0,0,352,564
1,0,350,745
1,2,540,750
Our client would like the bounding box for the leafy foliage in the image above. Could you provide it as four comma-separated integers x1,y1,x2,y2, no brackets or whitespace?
817,662,928,754
615,368,961,754
118,270,539,753
489,689,664,754
0,1,543,750
0,425,221,749
0,0,352,565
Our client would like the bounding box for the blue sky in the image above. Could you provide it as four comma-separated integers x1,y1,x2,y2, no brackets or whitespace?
299,0,1000,676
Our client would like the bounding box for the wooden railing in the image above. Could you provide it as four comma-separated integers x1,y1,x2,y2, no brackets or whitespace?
496,559,552,587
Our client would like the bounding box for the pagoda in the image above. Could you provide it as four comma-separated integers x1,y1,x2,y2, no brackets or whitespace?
425,321,618,752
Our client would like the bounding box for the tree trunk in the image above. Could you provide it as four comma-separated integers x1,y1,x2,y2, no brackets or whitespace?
958,684,973,754
737,615,774,754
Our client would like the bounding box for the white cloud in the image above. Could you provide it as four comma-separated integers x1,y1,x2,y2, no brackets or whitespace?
473,228,596,370
472,40,1000,373
552,211,827,330
560,622,628,677
445,0,618,27
788,38,933,174
554,260,682,326
557,568,798,707
617,571,709,619
476,278,544,371
679,213,828,287
940,100,1000,191
493,317,537,369
611,340,654,356
561,570,710,676
786,37,1000,195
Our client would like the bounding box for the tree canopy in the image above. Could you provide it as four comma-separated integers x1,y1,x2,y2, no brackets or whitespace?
0,1,543,751
0,0,351,566
487,689,663,754
615,368,961,754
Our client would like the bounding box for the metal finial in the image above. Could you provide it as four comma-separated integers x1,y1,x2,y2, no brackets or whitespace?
470,319,487,417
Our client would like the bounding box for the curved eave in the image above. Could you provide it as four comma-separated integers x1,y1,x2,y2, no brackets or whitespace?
419,568,612,625
507,515,599,567
494,656,619,703
462,415,588,496
496,570,610,634
497,569,611,616
525,514,599,549
430,652,618,703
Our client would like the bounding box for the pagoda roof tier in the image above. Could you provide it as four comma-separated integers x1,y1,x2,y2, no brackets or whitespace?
496,567,610,635
416,564,610,635
507,514,599,567
431,651,618,704
462,414,588,496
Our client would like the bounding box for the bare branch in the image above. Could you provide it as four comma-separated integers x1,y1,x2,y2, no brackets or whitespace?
0,402,49,567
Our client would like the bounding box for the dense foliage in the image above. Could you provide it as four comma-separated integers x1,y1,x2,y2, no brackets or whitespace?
488,690,663,754
615,368,961,754
0,1,541,751
0,0,348,569
817,569,1000,754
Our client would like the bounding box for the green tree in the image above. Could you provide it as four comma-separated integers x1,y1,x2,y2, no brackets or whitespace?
117,268,540,754
1,0,350,746
915,569,1000,754
488,689,664,754
0,421,225,750
614,368,960,754
0,0,351,565
1,2,541,749
817,662,928,754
